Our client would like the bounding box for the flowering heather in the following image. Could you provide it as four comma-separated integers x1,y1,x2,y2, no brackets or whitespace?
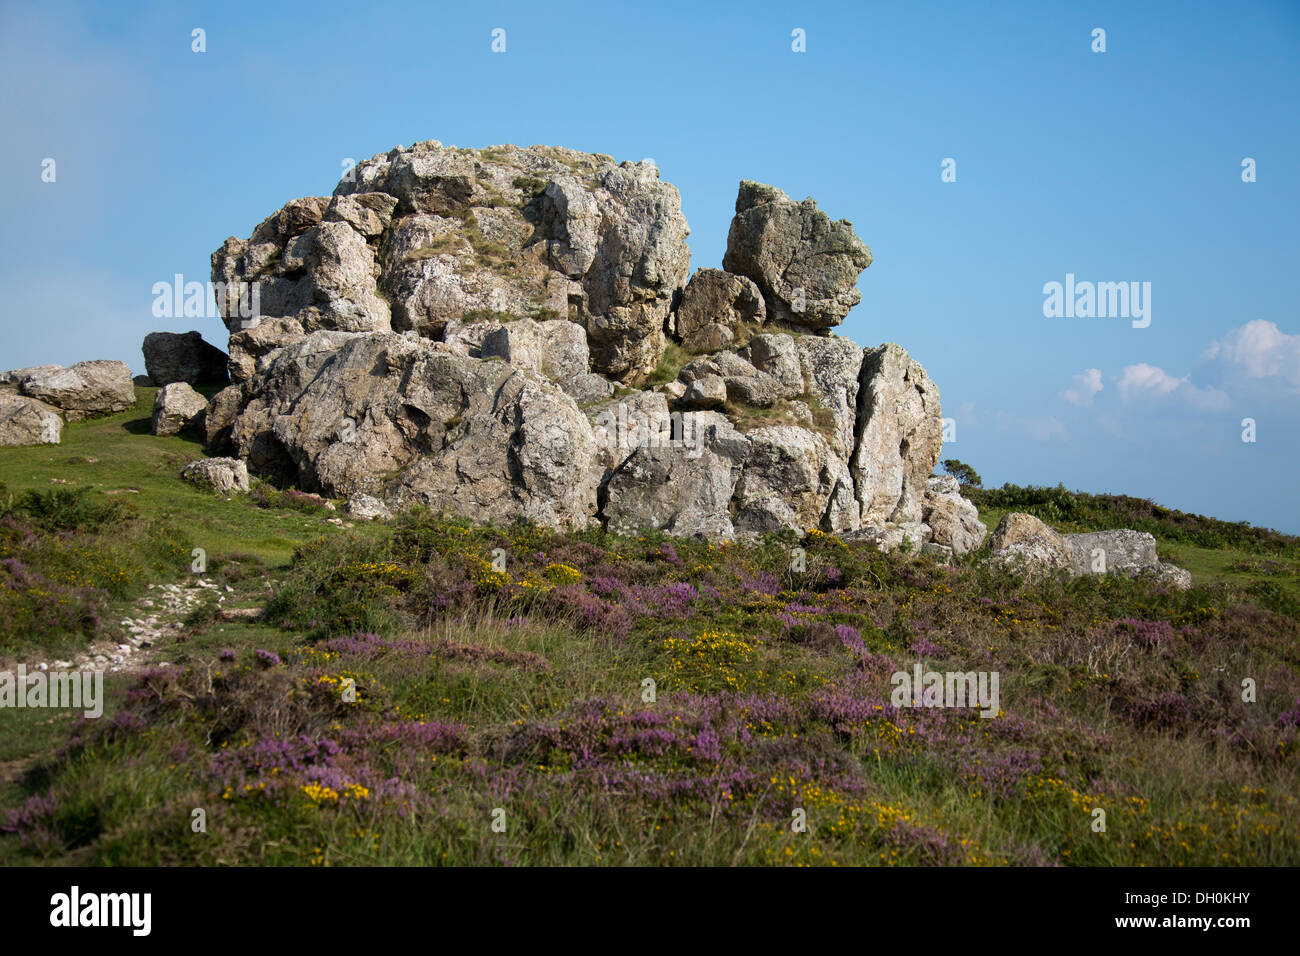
5,505,1300,867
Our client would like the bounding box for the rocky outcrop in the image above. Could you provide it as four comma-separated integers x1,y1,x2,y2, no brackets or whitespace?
0,393,62,446
722,181,871,332
152,382,208,436
214,142,691,385
198,141,961,544
3,361,135,421
142,331,229,386
182,457,250,495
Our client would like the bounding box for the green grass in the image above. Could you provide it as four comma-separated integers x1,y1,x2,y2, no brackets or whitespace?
2,396,1298,867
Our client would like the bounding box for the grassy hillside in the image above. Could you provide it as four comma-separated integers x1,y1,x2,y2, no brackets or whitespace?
1,390,1297,866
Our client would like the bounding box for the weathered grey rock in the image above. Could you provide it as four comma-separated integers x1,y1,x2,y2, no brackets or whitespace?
602,412,748,540
15,361,135,421
848,522,932,553
680,373,728,409
732,426,851,534
922,475,987,556
257,141,695,383
1063,530,1159,577
225,316,306,383
218,331,600,529
346,493,392,521
141,331,229,386
182,457,250,495
0,365,62,386
988,513,1074,573
0,393,62,446
673,268,765,352
795,336,863,461
480,318,591,388
722,180,872,331
151,382,208,436
1143,563,1193,591
851,344,943,526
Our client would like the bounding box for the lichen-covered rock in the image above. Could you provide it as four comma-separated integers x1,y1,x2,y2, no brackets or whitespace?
346,493,392,521
673,268,765,352
722,180,872,332
142,331,229,386
151,382,208,436
1063,530,1159,577
851,343,943,526
13,361,135,421
1143,562,1193,591
182,457,250,495
988,513,1076,573
0,393,62,446
480,317,610,402
922,475,987,555
216,331,600,529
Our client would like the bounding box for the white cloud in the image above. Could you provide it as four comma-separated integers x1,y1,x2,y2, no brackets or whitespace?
1060,368,1103,406
1203,320,1300,389
1116,363,1229,412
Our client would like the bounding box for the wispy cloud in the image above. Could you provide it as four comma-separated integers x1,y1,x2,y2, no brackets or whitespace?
1060,368,1103,406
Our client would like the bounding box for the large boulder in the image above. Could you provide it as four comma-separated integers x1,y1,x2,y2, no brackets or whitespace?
851,343,943,526
12,361,135,421
795,336,863,461
922,475,987,555
215,331,600,529
988,513,1076,573
182,457,250,495
1063,530,1159,577
213,142,691,384
0,393,62,446
480,317,611,403
142,331,230,386
151,382,208,436
673,268,765,353
722,181,871,332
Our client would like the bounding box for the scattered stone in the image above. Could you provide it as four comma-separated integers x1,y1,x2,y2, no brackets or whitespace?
346,493,392,521
182,457,250,495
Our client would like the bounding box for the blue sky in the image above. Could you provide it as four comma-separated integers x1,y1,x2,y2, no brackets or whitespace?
2,0,1298,531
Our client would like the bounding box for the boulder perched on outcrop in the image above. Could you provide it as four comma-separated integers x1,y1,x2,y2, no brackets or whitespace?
213,141,691,384
0,393,62,446
6,361,135,421
142,331,229,386
151,382,208,436
673,268,765,352
182,457,250,495
923,475,987,555
722,181,872,332
852,343,943,527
